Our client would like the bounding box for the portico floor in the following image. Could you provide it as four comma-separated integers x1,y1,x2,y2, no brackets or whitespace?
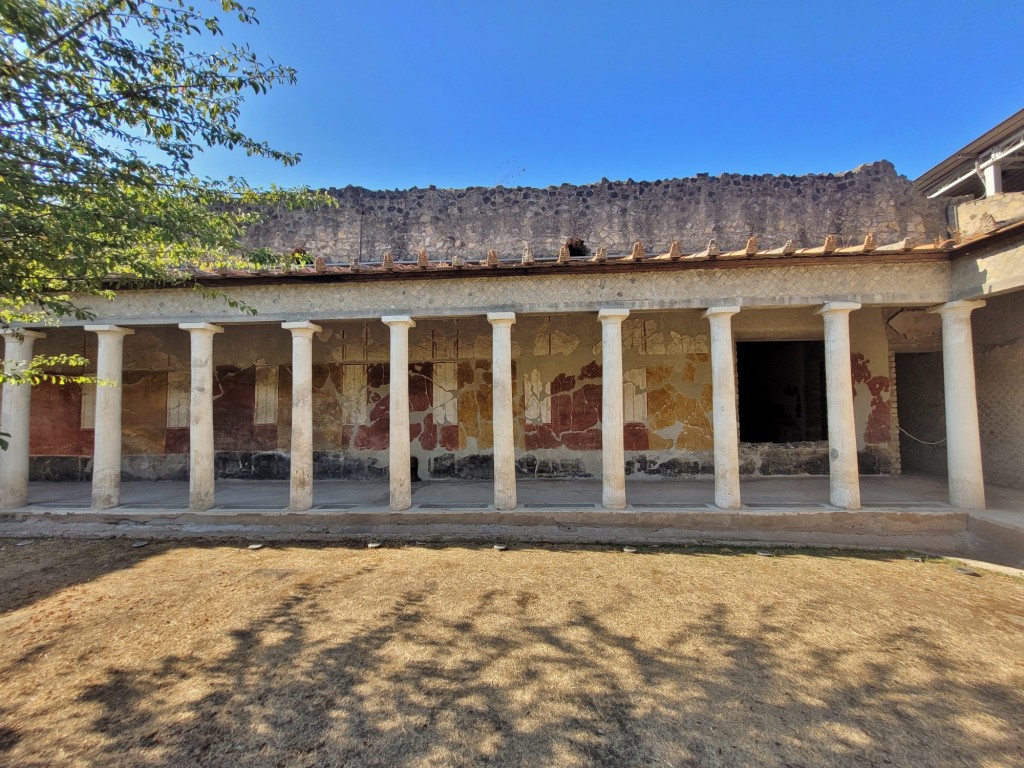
17,472,1024,513
7,474,1023,566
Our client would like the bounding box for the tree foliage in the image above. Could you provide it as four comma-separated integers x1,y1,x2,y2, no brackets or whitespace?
0,0,330,337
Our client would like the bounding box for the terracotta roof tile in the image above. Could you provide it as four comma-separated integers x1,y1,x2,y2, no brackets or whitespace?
104,226,1022,287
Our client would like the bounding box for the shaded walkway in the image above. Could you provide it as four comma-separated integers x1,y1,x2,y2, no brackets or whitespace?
9,474,1022,566
21,473,1024,514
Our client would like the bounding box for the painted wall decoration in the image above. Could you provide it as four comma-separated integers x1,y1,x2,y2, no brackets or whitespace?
21,309,900,480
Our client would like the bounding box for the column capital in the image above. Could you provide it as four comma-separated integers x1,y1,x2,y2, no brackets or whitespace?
815,301,861,316
282,321,323,336
703,306,741,319
598,308,629,324
382,315,416,328
85,324,134,336
486,312,516,326
1,329,46,341
178,322,224,334
928,299,985,317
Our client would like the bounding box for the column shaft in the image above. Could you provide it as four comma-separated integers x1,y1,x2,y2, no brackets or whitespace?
983,162,1002,197
383,316,415,511
704,307,741,509
816,302,861,509
0,331,45,508
179,323,223,511
488,313,516,510
284,322,322,511
931,301,986,509
86,325,134,509
599,309,629,509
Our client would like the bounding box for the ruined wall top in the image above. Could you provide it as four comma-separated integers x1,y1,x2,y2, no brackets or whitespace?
246,160,949,263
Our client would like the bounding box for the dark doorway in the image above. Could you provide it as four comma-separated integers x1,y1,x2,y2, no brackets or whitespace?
737,341,827,443
894,352,947,476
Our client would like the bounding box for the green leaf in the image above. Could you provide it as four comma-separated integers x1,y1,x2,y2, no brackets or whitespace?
0,0,333,336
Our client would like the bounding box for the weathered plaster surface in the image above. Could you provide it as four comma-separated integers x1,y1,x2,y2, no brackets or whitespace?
733,307,824,341
850,309,895,450
951,240,1024,300
955,192,1024,236
54,260,953,327
884,307,943,353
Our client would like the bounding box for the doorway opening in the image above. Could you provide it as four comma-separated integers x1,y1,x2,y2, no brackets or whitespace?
737,341,827,443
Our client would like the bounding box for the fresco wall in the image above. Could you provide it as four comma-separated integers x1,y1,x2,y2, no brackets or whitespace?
21,309,898,481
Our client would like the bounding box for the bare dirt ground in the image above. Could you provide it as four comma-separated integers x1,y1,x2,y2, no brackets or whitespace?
0,538,1021,768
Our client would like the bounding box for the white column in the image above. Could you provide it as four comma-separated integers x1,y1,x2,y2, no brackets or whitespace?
703,307,741,509
487,312,517,510
0,330,45,509
815,302,861,510
598,309,629,509
179,323,223,511
983,162,1003,197
383,315,415,511
283,321,322,511
930,300,986,509
86,325,134,509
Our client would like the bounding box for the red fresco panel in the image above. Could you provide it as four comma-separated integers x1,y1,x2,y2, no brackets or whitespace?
29,382,91,455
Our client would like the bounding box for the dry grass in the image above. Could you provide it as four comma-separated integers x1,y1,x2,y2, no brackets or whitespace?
0,538,1021,767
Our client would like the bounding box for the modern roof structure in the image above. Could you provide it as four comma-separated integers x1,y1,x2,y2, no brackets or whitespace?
915,108,1024,199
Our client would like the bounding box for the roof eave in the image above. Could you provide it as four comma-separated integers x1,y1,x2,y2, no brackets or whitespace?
915,108,1024,196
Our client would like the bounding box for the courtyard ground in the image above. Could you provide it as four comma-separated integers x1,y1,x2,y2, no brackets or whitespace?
0,538,1021,768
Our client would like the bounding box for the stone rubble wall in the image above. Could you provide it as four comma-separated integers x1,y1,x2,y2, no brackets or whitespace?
247,161,948,262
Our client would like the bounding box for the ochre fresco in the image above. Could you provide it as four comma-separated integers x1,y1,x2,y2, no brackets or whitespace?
281,362,392,452
122,371,170,455
22,311,899,478
641,355,714,452
310,364,342,450
851,352,892,445
454,361,493,452
517,316,718,460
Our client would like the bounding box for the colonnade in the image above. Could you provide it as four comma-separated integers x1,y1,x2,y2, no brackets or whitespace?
0,301,988,513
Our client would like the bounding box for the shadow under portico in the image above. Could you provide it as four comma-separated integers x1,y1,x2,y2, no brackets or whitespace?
22,473,1024,513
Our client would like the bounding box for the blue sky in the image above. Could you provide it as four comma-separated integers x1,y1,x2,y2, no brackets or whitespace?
192,1,1024,191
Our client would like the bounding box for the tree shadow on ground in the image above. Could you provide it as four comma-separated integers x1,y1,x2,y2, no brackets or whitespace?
0,538,911,620
0,537,168,615
64,565,1024,768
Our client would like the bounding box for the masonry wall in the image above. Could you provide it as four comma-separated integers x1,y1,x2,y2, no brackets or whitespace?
25,309,898,482
955,191,1024,236
247,161,947,262
973,291,1024,489
884,289,1024,490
